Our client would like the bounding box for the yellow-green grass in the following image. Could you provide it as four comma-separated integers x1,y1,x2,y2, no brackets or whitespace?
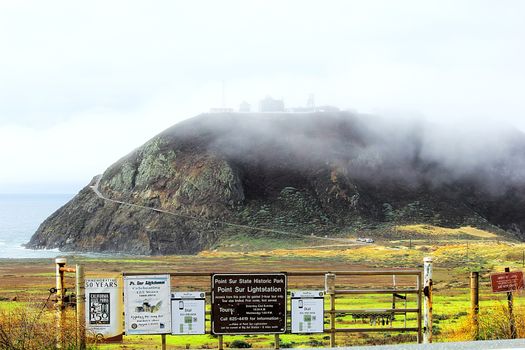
3,239,525,348
396,224,497,238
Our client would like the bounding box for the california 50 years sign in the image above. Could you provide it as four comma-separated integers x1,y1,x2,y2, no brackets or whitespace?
85,276,123,339
124,275,171,334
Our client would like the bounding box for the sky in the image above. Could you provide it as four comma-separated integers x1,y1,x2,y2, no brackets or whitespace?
1,1,524,193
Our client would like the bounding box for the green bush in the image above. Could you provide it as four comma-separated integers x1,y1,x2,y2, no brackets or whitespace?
230,339,252,348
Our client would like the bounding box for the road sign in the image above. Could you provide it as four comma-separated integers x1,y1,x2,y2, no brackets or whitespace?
491,271,524,293
124,274,171,334
171,292,206,335
211,273,287,334
291,290,324,333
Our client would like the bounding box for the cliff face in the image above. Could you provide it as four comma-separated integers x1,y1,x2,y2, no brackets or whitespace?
27,112,525,254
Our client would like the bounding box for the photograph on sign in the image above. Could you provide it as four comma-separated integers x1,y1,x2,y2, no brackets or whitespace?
490,271,524,293
124,274,171,335
291,291,324,333
171,292,206,335
85,276,123,339
212,273,287,334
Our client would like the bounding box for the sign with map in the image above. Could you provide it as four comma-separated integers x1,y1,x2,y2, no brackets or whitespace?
171,292,206,335
291,290,324,333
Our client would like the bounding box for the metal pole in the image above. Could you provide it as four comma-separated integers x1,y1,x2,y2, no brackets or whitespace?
423,257,433,343
470,271,479,339
417,270,422,343
325,273,336,347
76,264,86,350
274,334,280,349
55,258,67,349
505,267,517,339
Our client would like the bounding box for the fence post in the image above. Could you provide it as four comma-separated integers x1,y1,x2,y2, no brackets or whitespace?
423,257,433,344
505,267,517,339
75,264,86,350
325,273,336,347
470,272,479,339
55,258,67,349
218,334,224,350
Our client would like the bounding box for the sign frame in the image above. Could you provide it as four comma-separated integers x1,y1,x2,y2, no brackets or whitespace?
491,271,524,293
85,276,124,340
211,272,287,335
171,292,206,335
290,290,325,334
124,274,172,335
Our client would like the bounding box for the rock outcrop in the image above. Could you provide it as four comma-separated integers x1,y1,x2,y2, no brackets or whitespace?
27,112,525,254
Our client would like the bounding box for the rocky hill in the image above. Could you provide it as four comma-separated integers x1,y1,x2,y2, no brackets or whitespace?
27,112,525,254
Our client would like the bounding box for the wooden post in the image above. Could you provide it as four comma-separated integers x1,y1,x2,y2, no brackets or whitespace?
423,257,433,343
325,273,336,347
505,267,517,339
161,334,167,350
75,264,86,350
416,269,422,343
470,271,479,339
218,334,223,350
274,333,280,349
55,258,67,349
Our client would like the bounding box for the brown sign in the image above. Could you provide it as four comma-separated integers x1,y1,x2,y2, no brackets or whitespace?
211,273,287,334
491,271,524,293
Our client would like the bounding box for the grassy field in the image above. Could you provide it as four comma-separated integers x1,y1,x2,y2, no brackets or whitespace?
1,225,525,349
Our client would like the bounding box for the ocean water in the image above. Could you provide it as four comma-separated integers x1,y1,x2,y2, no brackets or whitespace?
0,193,74,259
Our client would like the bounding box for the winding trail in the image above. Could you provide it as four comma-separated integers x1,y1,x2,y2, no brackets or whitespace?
90,174,364,245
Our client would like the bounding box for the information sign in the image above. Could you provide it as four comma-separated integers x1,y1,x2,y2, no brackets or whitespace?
85,276,123,339
124,274,171,334
212,273,287,334
291,291,324,333
491,271,524,293
171,292,206,335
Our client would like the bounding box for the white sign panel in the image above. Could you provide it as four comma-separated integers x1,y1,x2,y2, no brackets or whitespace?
124,274,171,334
171,292,206,335
85,276,123,339
291,290,324,333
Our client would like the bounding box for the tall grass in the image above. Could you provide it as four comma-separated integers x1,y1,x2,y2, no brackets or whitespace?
0,302,95,350
445,303,525,341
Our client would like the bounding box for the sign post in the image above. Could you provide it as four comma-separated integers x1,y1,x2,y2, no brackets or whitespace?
291,291,324,333
124,274,171,335
211,273,287,334
490,269,523,339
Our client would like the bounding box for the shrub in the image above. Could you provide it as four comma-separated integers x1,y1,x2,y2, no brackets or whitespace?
230,339,252,348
